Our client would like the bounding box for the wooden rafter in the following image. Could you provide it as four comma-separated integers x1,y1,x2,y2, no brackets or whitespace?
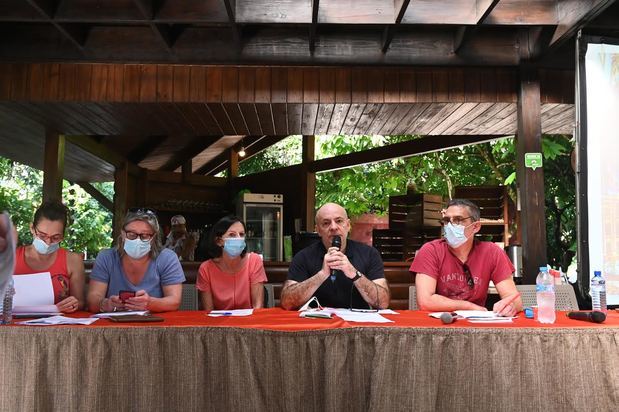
222,0,241,48
382,0,410,53
549,0,617,50
75,181,114,211
159,136,222,172
24,0,89,51
132,0,181,52
309,0,320,53
309,135,505,173
127,135,169,164
66,135,141,176
454,0,500,54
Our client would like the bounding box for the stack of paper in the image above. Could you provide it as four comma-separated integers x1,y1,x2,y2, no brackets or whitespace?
454,310,516,323
18,316,99,326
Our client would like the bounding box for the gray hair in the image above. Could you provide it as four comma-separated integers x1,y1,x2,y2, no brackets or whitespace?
116,209,163,259
446,199,481,222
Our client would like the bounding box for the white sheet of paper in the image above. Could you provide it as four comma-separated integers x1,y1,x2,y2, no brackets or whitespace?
330,309,394,323
454,310,516,322
12,272,55,307
18,315,99,326
91,310,149,318
13,305,60,314
208,309,254,317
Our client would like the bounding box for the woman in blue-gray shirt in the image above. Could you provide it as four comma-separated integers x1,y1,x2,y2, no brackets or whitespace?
87,208,185,313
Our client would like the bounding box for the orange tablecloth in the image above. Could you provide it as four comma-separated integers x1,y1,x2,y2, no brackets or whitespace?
21,308,619,331
2,309,618,411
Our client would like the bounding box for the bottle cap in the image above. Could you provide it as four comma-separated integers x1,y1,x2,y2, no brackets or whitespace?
539,266,548,271
594,270,601,276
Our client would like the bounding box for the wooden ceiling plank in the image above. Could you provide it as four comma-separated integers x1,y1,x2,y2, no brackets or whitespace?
208,102,237,135
326,103,350,135
340,103,366,136
287,103,303,135
389,102,432,135
353,103,382,135
272,103,289,136
238,103,263,135
378,104,413,135
309,135,503,173
314,104,335,135
256,104,276,135
365,104,397,135
428,102,478,135
441,102,494,135
460,102,511,135
223,103,251,135
301,103,319,135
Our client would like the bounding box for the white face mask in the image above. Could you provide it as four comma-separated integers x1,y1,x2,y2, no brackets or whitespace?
32,237,60,255
443,222,469,248
123,237,151,259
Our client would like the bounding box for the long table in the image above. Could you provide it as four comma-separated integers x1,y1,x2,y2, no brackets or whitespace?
1,309,618,411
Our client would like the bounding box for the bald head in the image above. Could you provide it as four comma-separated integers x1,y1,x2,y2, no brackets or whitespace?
315,203,348,224
315,203,351,250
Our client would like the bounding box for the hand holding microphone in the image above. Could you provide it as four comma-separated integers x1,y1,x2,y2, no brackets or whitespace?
329,235,341,282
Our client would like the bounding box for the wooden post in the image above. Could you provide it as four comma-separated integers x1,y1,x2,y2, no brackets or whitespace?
112,161,129,244
182,159,192,183
516,66,547,283
228,148,239,181
42,131,65,202
301,136,316,231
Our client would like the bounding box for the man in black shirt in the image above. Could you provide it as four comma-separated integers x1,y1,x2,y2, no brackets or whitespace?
280,203,390,310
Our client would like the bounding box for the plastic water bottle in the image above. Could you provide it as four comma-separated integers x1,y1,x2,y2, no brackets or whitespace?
536,266,556,324
591,271,607,313
0,276,15,325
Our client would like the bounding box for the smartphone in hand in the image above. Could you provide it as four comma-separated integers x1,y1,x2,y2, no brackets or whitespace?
119,290,136,303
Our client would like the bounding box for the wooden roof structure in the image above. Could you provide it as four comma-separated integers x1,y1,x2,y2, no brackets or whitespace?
1,0,618,182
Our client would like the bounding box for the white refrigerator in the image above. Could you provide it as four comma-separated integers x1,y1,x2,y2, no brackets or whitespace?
237,193,283,261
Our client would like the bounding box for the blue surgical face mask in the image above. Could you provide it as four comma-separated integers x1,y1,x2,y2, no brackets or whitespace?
223,238,246,257
443,222,469,248
123,237,151,259
32,237,60,255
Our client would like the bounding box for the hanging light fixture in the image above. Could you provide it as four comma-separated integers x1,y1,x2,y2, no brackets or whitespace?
238,138,246,157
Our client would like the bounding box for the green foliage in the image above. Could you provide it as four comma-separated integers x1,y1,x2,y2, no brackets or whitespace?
239,136,302,176
0,157,114,258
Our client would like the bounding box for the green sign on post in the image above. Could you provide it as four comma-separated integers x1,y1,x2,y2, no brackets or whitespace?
525,153,543,170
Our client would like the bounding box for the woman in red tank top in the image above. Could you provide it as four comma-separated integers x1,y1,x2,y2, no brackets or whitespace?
13,201,85,312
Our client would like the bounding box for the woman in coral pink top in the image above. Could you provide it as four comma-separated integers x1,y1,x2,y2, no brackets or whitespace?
197,216,267,310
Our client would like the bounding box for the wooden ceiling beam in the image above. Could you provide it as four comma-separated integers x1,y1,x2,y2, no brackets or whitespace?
309,135,505,173
159,136,222,172
132,0,180,51
309,0,319,53
66,135,142,176
382,0,410,53
74,181,114,211
222,0,241,48
24,0,88,51
454,0,500,54
548,0,617,50
194,136,288,176
127,135,168,164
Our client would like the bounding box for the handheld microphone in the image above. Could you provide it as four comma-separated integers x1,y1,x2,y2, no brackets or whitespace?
440,312,456,324
566,311,606,323
330,235,342,282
